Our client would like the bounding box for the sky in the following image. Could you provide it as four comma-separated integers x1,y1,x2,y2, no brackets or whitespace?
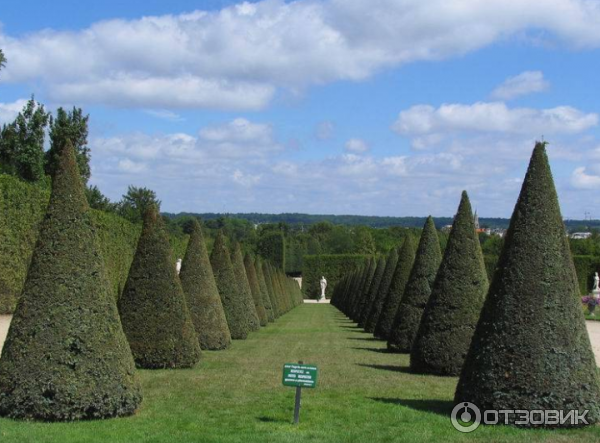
1,0,600,218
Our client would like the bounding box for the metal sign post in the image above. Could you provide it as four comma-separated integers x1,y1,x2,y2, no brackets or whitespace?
282,361,318,424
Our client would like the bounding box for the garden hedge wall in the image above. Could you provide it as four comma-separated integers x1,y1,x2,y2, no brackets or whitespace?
483,252,599,295
303,254,371,299
0,175,189,313
257,231,286,270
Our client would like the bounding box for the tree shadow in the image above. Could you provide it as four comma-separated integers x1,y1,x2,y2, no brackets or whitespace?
351,347,390,354
369,398,454,418
257,416,288,423
347,337,383,341
357,363,412,373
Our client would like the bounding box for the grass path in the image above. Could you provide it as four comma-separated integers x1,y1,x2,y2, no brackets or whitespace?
1,304,600,442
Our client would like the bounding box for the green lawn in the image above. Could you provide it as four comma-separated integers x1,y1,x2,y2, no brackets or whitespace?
1,304,600,442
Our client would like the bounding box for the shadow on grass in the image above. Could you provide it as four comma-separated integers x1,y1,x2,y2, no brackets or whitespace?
351,347,390,354
347,336,384,341
257,416,288,423
357,363,412,373
370,398,454,418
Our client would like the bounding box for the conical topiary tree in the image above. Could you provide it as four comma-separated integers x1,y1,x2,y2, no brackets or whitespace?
231,243,260,332
0,142,142,420
244,254,268,326
358,256,386,328
386,217,440,350
364,249,399,333
410,191,488,375
455,143,600,427
256,257,275,322
118,206,201,369
350,259,375,320
211,231,250,339
263,262,281,318
179,220,231,350
376,236,416,340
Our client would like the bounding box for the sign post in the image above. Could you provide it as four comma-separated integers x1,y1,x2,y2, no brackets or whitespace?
282,361,318,424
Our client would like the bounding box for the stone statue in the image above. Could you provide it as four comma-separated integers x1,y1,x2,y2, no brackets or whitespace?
176,258,182,275
594,272,600,293
319,276,327,301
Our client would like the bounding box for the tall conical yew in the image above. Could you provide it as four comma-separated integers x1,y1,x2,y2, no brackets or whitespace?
0,142,142,420
263,262,281,318
179,220,232,350
410,191,488,375
351,258,376,321
455,143,600,427
244,254,268,326
364,249,399,333
358,256,386,328
119,206,201,369
231,243,260,332
210,231,250,339
256,258,275,322
376,236,417,340
387,218,440,350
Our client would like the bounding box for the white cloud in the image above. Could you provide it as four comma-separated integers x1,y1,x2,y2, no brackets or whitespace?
144,109,184,122
2,0,600,109
0,99,28,124
393,102,598,136
571,167,600,189
344,138,369,153
491,71,550,100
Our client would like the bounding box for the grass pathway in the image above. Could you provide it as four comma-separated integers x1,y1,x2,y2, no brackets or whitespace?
1,304,600,442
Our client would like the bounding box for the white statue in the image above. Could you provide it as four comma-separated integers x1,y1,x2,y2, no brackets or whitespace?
594,272,600,293
176,258,182,275
319,276,327,301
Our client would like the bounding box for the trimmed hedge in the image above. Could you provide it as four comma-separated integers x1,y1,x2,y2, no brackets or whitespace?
179,220,231,350
0,174,188,314
257,231,286,271
0,143,142,420
456,143,600,427
302,254,371,300
118,207,201,369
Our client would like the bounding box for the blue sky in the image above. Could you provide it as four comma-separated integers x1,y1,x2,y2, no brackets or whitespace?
2,0,600,218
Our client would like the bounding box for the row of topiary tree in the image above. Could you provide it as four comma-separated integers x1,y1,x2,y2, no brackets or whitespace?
331,142,600,428
0,142,302,421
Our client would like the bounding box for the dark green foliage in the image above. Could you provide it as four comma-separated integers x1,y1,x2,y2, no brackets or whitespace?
244,254,268,326
210,231,250,339
255,258,275,322
358,256,387,328
364,249,399,333
376,236,417,340
231,243,261,332
86,185,117,213
179,221,231,350
117,185,161,225
118,207,201,369
303,254,370,300
387,217,441,350
46,107,91,184
411,192,488,376
0,49,5,71
0,142,142,420
257,230,286,270
350,258,377,321
483,254,498,283
262,262,280,319
0,175,142,314
572,255,600,295
0,98,50,182
456,143,600,427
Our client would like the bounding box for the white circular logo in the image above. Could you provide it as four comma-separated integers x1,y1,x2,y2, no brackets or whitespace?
451,402,481,433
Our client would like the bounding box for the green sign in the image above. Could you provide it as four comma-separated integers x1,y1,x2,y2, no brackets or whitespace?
282,363,318,388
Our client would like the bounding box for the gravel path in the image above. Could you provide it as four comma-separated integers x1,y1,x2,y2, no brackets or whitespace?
0,315,11,354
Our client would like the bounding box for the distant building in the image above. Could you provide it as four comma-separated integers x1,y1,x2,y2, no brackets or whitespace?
441,224,453,233
570,232,592,240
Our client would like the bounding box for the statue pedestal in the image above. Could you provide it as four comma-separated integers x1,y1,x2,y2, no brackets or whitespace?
593,289,600,300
